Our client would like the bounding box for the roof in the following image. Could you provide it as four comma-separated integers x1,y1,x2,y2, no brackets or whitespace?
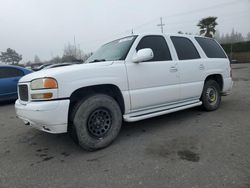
0,64,32,72
133,32,207,38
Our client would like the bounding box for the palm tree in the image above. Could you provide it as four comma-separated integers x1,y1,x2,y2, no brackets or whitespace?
197,17,218,38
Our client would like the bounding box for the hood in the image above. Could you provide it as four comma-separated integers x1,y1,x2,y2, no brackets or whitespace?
19,61,113,83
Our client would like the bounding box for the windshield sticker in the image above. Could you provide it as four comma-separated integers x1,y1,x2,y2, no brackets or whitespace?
118,37,134,43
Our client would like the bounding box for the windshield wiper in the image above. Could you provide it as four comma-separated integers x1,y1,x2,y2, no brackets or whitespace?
89,59,106,63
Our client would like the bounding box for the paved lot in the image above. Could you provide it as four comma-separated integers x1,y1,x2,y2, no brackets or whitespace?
0,63,250,188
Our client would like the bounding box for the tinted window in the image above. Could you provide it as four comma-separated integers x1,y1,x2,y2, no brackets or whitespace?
195,37,227,58
0,67,24,79
171,36,200,60
136,36,172,61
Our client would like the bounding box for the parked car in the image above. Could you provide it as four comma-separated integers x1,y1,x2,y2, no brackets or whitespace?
43,63,74,70
32,63,52,71
0,65,32,102
230,59,239,64
15,33,233,151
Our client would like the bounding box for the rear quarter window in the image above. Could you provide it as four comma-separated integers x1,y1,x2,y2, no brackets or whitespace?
171,36,200,60
195,37,227,58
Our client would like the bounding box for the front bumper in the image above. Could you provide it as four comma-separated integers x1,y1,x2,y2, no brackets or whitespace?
15,99,70,134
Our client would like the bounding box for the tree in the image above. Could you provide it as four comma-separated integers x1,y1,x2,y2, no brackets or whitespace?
247,32,250,41
62,43,80,62
197,17,218,38
215,29,246,44
0,48,22,65
214,30,221,42
50,56,62,64
62,43,87,63
34,55,41,64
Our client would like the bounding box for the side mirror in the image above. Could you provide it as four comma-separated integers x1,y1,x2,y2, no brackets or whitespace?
132,48,154,63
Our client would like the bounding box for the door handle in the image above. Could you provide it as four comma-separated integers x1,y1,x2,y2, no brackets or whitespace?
170,66,178,72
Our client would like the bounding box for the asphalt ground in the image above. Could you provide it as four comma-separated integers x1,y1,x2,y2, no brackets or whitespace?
0,63,250,188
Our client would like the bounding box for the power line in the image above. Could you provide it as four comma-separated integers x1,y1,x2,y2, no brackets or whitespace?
162,9,250,28
81,0,249,49
134,0,248,32
161,0,248,20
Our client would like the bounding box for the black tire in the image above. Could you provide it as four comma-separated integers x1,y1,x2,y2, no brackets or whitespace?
201,80,221,111
72,94,122,151
68,120,79,144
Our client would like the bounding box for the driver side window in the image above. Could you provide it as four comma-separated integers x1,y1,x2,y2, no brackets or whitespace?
136,35,172,61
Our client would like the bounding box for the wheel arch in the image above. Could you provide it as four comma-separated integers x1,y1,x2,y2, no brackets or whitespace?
204,74,223,91
68,84,125,119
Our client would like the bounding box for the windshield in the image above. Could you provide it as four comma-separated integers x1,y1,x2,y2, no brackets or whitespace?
86,36,137,63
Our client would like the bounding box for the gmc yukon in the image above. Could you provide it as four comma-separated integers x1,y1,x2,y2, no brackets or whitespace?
15,34,233,151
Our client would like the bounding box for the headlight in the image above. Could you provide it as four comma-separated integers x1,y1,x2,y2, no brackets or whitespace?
31,78,58,90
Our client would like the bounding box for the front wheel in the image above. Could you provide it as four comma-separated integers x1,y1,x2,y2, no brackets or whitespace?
201,80,221,111
72,94,122,151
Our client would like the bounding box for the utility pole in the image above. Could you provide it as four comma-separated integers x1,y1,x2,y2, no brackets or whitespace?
157,17,165,33
78,44,82,59
230,42,233,60
74,35,77,57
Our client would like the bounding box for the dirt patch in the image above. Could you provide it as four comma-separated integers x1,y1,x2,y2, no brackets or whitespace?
61,152,70,157
146,136,200,162
42,156,54,161
86,155,105,162
35,148,54,163
177,150,200,162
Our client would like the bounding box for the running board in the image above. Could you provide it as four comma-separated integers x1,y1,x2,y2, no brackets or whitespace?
123,101,202,122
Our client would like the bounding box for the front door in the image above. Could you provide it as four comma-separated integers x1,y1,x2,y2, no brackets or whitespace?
126,35,180,111
0,67,24,98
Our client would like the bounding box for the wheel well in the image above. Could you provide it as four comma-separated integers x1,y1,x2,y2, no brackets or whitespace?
68,84,125,117
205,74,223,91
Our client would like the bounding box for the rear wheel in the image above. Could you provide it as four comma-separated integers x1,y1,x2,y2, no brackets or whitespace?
72,94,122,151
201,80,221,111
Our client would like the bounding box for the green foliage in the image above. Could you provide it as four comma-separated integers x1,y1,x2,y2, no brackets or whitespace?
221,41,250,53
197,17,218,38
0,48,22,64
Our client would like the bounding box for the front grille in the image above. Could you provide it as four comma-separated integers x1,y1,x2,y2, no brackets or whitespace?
18,85,29,101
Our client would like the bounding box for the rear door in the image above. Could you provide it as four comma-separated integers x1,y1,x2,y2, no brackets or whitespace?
170,36,204,101
126,35,180,111
0,67,24,97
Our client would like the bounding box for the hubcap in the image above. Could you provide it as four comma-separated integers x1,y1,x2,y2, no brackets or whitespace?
87,108,112,138
206,87,217,104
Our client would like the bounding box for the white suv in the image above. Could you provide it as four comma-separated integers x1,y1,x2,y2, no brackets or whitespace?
15,34,233,151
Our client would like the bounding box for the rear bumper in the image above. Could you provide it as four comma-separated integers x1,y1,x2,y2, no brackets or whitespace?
222,77,233,96
15,99,70,134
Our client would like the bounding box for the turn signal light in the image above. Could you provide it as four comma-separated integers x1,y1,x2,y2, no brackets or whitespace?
31,93,53,100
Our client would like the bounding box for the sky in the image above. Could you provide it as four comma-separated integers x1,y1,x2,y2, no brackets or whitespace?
0,0,249,63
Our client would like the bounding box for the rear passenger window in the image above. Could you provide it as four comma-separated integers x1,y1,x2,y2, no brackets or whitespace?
171,36,200,60
136,35,172,61
195,37,227,58
0,68,24,79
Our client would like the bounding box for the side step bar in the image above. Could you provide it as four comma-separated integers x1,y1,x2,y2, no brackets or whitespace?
123,101,202,122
